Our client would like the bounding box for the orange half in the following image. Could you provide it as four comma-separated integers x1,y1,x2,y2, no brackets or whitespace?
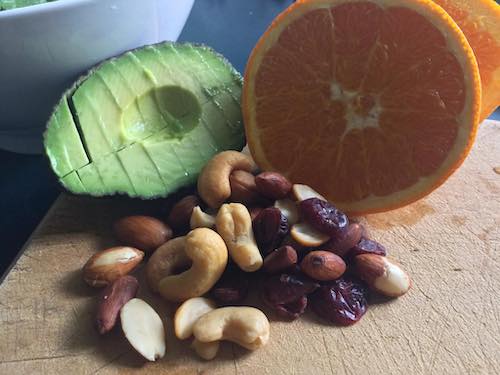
433,0,500,121
243,0,481,214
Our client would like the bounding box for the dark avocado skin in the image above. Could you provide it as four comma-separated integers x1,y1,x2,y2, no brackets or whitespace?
44,41,245,199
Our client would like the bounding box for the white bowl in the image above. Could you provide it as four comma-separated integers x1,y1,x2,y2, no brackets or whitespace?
0,0,195,154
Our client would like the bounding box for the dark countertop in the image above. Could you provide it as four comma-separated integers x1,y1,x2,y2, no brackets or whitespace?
0,0,498,277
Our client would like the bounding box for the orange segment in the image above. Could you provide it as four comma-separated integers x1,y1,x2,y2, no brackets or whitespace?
243,0,481,215
432,0,500,121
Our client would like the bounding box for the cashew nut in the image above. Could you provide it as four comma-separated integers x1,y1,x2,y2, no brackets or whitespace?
157,228,228,302
191,339,220,360
197,151,257,208
193,307,270,350
146,237,190,293
174,297,216,340
215,203,263,272
190,206,216,229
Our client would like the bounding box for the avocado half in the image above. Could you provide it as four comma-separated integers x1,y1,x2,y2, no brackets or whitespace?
44,42,245,198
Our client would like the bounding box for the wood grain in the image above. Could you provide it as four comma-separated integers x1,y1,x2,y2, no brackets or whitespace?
0,121,499,375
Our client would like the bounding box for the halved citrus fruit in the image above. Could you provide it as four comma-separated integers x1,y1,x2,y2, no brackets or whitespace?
433,0,500,121
243,0,481,215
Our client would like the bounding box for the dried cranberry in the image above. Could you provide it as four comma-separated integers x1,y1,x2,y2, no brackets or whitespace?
309,278,368,326
349,238,386,257
324,223,364,258
210,268,249,304
273,296,308,320
262,274,318,305
253,207,289,255
299,198,349,238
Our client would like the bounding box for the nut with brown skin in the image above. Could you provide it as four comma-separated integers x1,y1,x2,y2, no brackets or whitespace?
263,246,298,274
167,195,201,232
255,172,292,200
197,151,257,208
354,254,411,297
96,275,139,334
300,251,346,281
229,170,266,206
83,247,144,288
324,223,364,258
113,216,172,253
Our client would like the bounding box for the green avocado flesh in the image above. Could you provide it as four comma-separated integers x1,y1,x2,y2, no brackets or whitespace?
44,42,245,198
0,0,55,11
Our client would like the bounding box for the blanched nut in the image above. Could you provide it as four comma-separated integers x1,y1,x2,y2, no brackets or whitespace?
174,297,216,340
216,203,263,272
191,339,220,360
157,228,228,302
197,151,257,208
193,307,270,351
190,206,216,229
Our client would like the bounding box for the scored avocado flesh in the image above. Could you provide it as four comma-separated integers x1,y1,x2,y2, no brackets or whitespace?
0,0,55,11
44,42,245,198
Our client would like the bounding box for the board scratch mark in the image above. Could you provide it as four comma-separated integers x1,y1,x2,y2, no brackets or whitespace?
93,351,128,374
1,353,81,364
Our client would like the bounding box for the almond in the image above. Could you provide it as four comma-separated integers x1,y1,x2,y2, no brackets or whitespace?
120,298,166,361
292,184,327,202
83,246,144,288
168,195,201,232
229,170,266,206
255,172,292,200
300,251,346,281
263,246,298,274
96,275,139,334
354,254,411,297
274,199,300,225
290,222,329,247
113,215,172,253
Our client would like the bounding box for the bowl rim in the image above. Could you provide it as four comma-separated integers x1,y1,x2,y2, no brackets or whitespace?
0,0,110,19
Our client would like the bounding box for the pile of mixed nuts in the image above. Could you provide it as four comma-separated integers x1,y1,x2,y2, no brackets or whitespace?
82,150,411,362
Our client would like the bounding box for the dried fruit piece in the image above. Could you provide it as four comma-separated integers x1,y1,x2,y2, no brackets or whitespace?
354,254,410,297
273,296,308,320
299,198,349,238
96,275,139,334
300,251,346,281
309,278,368,326
263,246,298,274
252,207,289,255
350,238,387,257
255,171,292,199
324,223,364,258
210,268,249,304
262,274,318,305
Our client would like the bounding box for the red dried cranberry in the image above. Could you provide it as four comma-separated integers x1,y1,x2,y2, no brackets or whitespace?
309,277,368,326
262,274,318,305
349,238,386,257
273,296,308,320
210,268,249,304
299,198,349,238
253,207,289,255
324,223,364,258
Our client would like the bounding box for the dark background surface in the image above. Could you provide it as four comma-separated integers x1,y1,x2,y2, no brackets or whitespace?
0,0,498,278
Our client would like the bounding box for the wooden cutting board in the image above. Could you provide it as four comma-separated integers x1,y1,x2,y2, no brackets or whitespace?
0,121,499,375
